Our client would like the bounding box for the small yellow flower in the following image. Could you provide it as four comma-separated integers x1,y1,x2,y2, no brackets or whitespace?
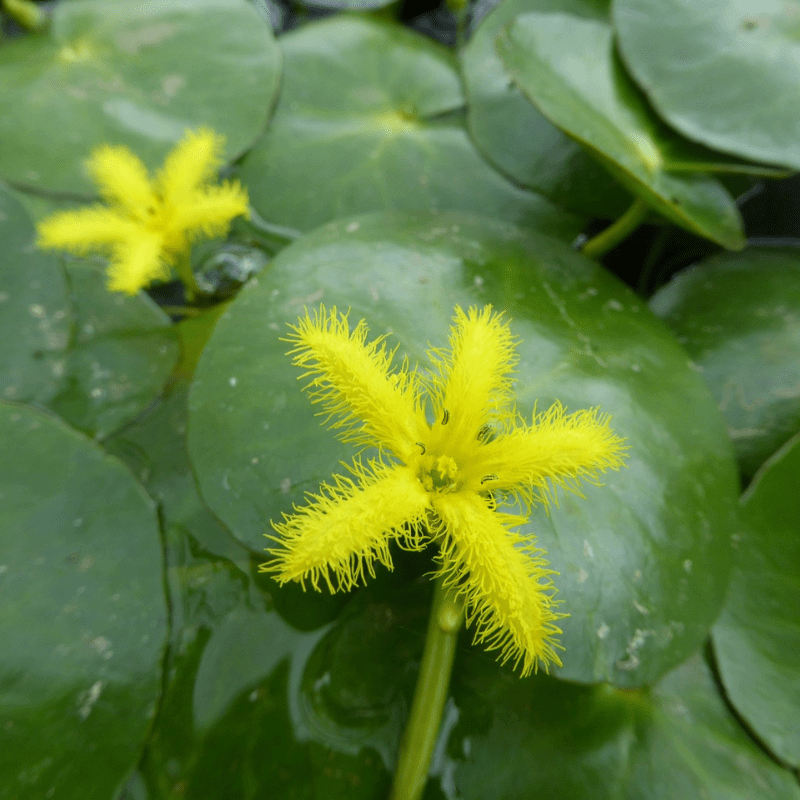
37,128,249,295
262,305,628,675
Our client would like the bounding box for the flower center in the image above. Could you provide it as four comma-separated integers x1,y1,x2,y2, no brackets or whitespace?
419,453,460,493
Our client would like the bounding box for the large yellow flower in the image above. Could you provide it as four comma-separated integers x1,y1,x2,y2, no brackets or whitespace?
262,305,627,675
37,128,249,295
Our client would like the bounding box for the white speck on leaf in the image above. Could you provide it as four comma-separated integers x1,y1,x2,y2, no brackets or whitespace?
77,681,103,719
616,628,653,671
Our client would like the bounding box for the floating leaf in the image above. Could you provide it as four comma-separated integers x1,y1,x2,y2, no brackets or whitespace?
448,651,800,799
0,183,71,405
712,433,800,767
238,16,583,238
649,247,800,478
613,0,800,170
187,210,739,685
0,0,280,193
0,185,178,439
0,402,166,800
461,0,631,218
496,12,746,248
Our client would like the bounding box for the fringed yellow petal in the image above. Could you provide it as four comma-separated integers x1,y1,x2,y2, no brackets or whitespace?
262,463,431,592
167,182,249,244
86,145,157,216
286,306,427,462
427,306,518,459
106,233,170,295
157,127,225,209
37,207,137,253
471,401,628,508
432,491,565,676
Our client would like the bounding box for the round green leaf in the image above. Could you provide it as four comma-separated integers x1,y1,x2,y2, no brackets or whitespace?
0,183,71,405
238,16,583,238
496,13,746,249
461,0,632,218
0,186,179,439
712,433,800,767
649,247,800,478
449,652,800,799
0,402,166,800
51,261,179,439
613,0,800,170
188,210,739,685
127,486,384,798
0,0,280,193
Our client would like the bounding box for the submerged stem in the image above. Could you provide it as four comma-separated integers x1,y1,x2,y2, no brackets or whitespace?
581,197,649,260
389,579,464,800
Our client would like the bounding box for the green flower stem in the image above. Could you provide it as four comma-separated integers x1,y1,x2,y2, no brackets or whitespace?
389,579,465,800
2,0,46,31
173,250,201,302
581,197,650,260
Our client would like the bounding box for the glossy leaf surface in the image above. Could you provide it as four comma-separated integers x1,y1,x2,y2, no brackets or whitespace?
0,402,166,800
448,651,800,799
649,247,800,478
461,0,631,218
187,210,739,686
0,185,179,439
712,433,800,766
0,0,280,193
496,12,746,248
613,0,800,169
107,384,384,798
0,183,71,406
239,16,583,238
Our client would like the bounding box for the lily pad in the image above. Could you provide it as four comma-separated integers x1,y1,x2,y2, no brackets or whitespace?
0,185,179,439
0,183,71,405
613,0,800,170
187,210,739,686
712,433,800,767
449,651,800,799
0,0,280,193
238,16,583,238
51,261,179,439
496,12,746,248
649,247,800,478
461,0,632,218
0,401,166,800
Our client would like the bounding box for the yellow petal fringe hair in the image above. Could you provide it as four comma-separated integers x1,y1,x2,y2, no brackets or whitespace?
262,305,628,676
37,128,249,295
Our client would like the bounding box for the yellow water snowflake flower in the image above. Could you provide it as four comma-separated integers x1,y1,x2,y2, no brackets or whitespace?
262,305,628,675
37,128,249,295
